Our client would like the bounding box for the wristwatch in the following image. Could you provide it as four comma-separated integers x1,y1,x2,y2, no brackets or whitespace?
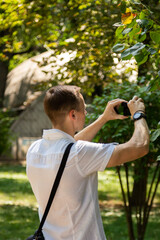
133,111,146,121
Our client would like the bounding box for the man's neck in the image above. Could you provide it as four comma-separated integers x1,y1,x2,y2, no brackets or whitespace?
52,123,75,138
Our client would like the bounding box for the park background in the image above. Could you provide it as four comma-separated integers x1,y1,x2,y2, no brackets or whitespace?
0,0,160,239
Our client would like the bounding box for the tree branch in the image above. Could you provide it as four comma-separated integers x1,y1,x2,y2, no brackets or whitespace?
143,161,160,234
117,165,135,240
11,46,46,56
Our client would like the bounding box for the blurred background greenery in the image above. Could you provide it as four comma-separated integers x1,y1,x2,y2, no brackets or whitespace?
0,0,160,239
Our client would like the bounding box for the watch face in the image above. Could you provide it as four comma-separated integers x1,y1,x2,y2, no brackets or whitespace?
134,112,141,119
133,112,146,121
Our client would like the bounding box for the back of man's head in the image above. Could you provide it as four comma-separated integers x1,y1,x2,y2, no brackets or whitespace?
44,85,82,125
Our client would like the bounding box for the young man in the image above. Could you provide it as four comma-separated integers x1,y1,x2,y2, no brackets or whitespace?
26,85,149,240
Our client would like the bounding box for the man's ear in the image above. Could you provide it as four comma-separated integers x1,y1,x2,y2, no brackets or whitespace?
69,110,76,120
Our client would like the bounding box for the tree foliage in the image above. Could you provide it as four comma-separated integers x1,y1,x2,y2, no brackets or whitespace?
113,0,160,91
0,0,59,61
0,110,15,156
112,0,160,167
50,0,121,94
0,0,122,104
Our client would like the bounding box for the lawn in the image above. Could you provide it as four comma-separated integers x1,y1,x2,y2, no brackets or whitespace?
0,164,159,240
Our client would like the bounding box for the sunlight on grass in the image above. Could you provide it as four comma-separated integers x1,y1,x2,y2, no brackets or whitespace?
0,169,37,207
98,169,124,202
0,165,38,240
0,172,27,179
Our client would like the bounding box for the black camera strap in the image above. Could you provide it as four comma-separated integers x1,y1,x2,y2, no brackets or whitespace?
37,142,74,235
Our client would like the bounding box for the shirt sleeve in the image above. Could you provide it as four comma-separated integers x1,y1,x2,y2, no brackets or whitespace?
75,140,118,177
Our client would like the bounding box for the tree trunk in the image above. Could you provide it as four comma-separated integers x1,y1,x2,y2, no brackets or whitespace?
117,166,135,240
131,160,148,207
0,60,9,107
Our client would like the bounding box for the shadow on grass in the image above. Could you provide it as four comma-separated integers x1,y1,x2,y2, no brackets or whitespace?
101,207,160,240
1,203,159,240
0,204,39,240
98,190,110,201
0,165,26,174
0,164,33,195
0,178,33,195
98,189,121,202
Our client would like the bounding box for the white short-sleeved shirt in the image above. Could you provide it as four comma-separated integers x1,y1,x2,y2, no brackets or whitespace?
26,129,117,240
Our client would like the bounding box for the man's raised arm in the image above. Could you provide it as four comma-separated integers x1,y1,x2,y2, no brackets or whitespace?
75,95,149,166
107,96,149,167
75,99,128,142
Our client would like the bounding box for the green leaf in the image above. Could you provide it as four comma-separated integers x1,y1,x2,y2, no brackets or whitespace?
121,49,132,60
132,49,142,56
147,48,157,55
138,32,146,42
120,1,126,14
134,53,144,61
147,77,160,91
139,11,147,19
124,43,146,57
78,4,89,10
113,22,124,27
150,32,160,44
135,54,148,65
112,43,125,53
129,26,141,39
130,43,146,51
115,26,124,37
157,155,160,161
136,19,153,29
131,0,141,4
151,129,160,142
122,28,133,35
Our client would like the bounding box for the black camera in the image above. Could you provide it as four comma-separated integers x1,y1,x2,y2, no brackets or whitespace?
114,102,131,116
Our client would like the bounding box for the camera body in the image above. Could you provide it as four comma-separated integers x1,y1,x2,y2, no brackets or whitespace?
114,102,131,116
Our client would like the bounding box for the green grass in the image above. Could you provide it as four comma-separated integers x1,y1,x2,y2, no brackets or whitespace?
98,170,160,240
0,164,159,240
0,165,38,240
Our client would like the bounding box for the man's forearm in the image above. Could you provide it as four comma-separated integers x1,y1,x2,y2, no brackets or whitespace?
107,118,150,168
122,118,150,162
129,118,150,156
74,115,107,141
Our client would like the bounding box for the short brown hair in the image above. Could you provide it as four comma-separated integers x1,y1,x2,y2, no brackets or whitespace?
44,85,82,124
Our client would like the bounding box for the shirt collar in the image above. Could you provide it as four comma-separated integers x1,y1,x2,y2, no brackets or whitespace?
42,129,76,142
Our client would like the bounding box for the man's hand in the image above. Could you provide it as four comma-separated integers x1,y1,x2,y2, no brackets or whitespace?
75,98,128,142
128,96,145,118
107,96,149,168
101,99,129,122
